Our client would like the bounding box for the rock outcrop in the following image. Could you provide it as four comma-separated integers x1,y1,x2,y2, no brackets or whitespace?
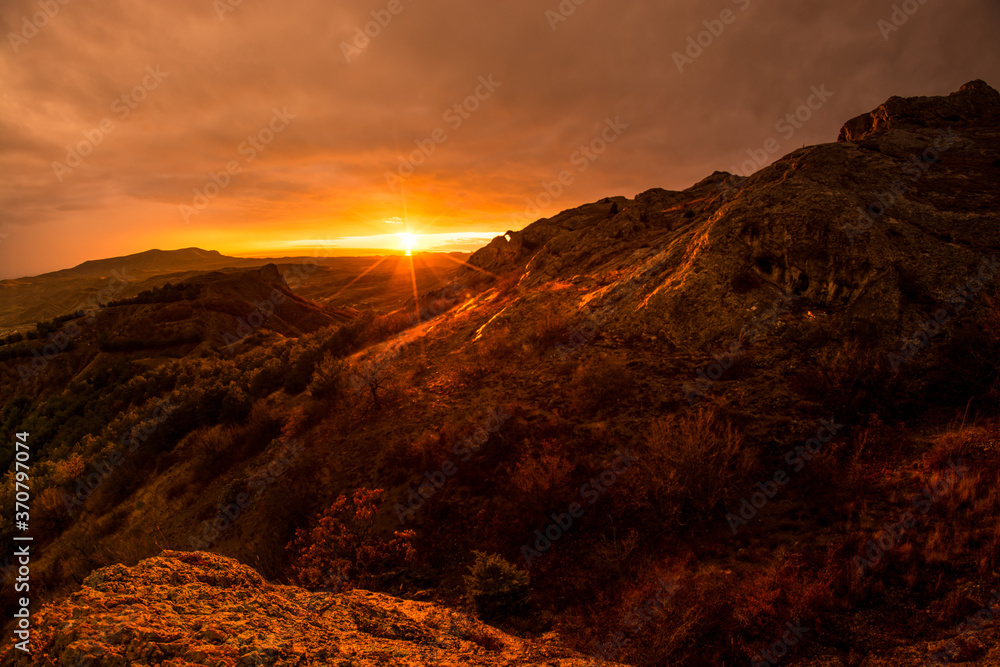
468,81,1000,351
2,551,617,666
837,79,1000,143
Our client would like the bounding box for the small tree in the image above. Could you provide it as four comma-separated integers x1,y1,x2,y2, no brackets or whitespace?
353,358,391,408
464,551,530,620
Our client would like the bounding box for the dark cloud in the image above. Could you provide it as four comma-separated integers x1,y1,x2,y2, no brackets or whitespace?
1,0,998,277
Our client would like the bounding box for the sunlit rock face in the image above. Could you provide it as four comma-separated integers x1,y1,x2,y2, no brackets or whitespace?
468,81,1000,350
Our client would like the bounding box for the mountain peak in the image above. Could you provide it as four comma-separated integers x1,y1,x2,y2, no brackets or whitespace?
837,79,1000,142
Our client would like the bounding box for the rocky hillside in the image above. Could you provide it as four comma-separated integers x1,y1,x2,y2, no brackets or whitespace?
7,263,352,380
1,551,617,667
469,79,1000,350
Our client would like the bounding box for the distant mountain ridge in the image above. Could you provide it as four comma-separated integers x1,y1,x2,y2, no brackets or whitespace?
0,248,471,331
5,247,242,282
49,247,230,279
0,248,342,331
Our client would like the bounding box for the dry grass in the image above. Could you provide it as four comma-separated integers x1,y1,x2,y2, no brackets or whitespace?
568,354,633,415
458,325,517,384
791,337,883,413
923,419,1000,469
627,408,758,527
531,310,571,352
510,438,574,509
494,270,522,298
570,551,837,666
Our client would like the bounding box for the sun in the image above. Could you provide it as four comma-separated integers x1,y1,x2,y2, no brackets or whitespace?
400,232,416,256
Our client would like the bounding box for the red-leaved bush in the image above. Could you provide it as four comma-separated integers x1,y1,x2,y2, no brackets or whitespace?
287,488,416,591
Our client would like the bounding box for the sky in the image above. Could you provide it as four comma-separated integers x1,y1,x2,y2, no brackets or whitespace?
1,0,998,279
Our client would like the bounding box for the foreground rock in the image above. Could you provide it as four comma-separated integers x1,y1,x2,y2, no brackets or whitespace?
3,551,616,666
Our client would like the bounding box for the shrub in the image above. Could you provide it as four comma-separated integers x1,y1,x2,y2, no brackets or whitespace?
288,488,416,591
250,358,286,399
240,401,284,458
627,408,756,527
510,439,574,508
193,425,239,483
591,554,835,666
282,357,316,396
351,357,399,410
309,353,347,399
33,486,73,538
369,311,414,341
464,551,531,620
791,337,881,412
217,474,248,510
220,385,251,423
